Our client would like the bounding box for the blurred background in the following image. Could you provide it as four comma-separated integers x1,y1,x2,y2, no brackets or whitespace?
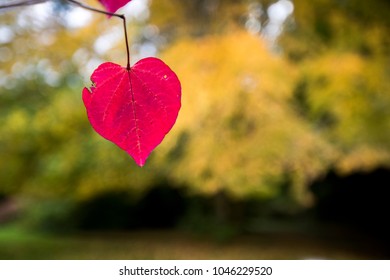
0,0,389,259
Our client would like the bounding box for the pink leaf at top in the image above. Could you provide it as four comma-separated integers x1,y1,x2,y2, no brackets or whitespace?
83,58,181,166
98,0,132,14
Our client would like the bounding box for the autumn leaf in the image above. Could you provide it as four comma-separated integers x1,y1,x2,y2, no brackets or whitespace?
98,0,132,14
82,58,181,166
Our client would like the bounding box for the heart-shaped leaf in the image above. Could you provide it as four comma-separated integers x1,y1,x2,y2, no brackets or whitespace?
83,58,181,166
98,0,132,14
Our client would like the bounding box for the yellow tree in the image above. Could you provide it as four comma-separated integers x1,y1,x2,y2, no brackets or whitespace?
1,0,389,209
150,0,390,206
282,0,390,173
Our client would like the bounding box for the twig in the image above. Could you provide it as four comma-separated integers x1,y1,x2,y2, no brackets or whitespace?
66,0,131,70
0,0,131,70
0,0,47,10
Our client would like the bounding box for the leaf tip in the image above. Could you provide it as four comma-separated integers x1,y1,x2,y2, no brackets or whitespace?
135,158,146,167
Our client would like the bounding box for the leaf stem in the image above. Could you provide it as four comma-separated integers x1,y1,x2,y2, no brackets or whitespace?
66,0,131,70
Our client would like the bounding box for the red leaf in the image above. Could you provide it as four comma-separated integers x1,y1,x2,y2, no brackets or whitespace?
98,0,132,14
83,58,181,166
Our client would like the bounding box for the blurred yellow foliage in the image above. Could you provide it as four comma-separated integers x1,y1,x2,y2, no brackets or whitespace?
156,31,336,204
0,0,389,207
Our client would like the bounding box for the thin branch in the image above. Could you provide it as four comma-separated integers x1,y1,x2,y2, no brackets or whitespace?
66,0,131,69
0,0,47,10
0,0,132,69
